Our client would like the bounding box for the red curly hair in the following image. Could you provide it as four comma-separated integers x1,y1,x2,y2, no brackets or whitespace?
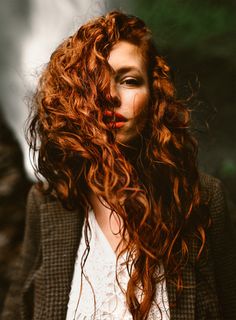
27,11,209,319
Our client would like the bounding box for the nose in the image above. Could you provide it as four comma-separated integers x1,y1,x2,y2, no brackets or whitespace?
110,81,121,108
110,81,119,99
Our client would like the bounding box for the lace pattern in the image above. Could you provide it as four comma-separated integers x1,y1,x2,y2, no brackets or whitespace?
66,210,170,320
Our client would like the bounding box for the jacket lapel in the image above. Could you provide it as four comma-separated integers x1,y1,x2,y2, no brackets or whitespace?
39,200,84,319
39,199,197,320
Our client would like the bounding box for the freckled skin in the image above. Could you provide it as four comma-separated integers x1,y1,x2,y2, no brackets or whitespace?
107,41,150,144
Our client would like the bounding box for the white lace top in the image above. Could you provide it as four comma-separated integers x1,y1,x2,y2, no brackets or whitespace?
66,210,170,320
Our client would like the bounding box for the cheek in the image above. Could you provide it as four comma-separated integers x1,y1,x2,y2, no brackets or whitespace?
133,92,150,116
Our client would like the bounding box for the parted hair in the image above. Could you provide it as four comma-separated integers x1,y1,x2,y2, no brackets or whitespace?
27,11,209,319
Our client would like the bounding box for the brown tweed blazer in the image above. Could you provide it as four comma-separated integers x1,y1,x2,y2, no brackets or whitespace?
2,173,236,319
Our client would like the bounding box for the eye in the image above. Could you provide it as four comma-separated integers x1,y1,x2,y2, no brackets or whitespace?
120,77,141,86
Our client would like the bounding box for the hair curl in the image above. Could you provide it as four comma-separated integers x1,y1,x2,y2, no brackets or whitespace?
27,11,210,319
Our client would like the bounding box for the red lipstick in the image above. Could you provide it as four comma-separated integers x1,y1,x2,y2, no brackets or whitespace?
103,110,127,128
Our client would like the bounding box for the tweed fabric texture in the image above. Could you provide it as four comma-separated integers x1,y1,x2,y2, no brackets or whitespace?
1,173,236,319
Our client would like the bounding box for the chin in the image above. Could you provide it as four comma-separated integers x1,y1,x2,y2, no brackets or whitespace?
116,132,133,144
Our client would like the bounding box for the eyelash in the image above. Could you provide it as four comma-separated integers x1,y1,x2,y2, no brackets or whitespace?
120,77,140,86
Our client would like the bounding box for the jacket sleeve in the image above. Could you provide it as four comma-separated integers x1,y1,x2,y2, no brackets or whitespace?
1,185,42,320
208,177,236,318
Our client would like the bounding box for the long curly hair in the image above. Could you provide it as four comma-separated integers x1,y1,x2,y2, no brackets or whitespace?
27,11,209,319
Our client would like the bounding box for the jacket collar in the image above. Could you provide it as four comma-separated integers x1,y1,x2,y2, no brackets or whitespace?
39,199,196,319
39,200,84,318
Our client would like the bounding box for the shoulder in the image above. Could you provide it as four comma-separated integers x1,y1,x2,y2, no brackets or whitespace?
199,175,236,316
198,172,228,224
199,171,221,189
199,172,224,205
24,183,64,233
199,172,236,263
26,182,59,208
199,172,231,232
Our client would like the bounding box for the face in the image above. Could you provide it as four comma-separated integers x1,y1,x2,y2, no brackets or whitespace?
106,41,150,144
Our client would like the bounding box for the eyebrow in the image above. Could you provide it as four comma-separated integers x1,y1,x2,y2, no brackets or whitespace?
111,66,142,76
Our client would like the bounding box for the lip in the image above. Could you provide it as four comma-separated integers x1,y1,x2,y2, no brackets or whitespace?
106,121,126,128
103,110,128,122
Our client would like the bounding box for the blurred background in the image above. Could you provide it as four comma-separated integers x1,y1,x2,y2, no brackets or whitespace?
0,0,235,311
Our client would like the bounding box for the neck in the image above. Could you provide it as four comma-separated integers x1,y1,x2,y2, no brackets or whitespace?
88,191,125,254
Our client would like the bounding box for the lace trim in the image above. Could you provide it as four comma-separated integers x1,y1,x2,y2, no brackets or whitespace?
66,210,170,320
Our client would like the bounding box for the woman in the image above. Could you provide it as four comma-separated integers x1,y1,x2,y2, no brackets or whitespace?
2,11,236,320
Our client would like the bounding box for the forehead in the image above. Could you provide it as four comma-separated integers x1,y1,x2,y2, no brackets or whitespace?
108,41,146,72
